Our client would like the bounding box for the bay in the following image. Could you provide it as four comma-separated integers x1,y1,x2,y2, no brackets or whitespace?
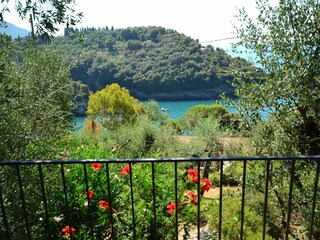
73,100,235,130
154,100,235,120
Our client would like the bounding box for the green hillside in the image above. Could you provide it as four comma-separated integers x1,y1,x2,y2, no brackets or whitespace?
15,26,252,100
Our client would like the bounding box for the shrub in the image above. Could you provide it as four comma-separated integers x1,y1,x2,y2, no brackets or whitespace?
0,160,218,239
179,104,231,132
206,192,274,240
103,116,159,158
191,117,223,156
250,115,301,156
0,47,73,160
162,119,183,135
142,99,168,123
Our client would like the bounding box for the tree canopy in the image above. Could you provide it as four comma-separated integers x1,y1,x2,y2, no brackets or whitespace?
178,104,238,132
0,37,74,160
232,0,320,155
0,0,82,38
86,83,143,129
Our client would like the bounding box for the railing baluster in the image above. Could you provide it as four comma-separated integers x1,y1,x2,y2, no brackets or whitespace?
129,162,136,239
0,175,10,240
285,159,295,240
151,162,157,238
60,164,74,240
240,159,247,240
38,165,51,239
174,162,178,240
16,165,32,240
219,160,223,240
83,164,94,240
0,156,318,240
262,159,271,240
309,159,320,240
105,163,114,239
197,161,201,240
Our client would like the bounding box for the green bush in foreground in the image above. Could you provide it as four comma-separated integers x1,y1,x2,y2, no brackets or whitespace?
0,43,74,161
0,159,216,239
206,192,273,240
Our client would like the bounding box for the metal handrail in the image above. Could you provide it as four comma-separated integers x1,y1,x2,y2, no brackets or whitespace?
0,156,319,240
1,155,320,165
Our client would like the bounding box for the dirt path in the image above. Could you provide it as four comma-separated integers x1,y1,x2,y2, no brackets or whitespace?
203,186,240,199
178,187,240,239
175,136,247,238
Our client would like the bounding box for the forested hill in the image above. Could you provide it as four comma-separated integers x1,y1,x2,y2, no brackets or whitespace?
21,26,252,100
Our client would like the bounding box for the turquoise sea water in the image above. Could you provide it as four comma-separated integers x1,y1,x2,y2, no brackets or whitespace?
73,100,236,130
154,100,235,120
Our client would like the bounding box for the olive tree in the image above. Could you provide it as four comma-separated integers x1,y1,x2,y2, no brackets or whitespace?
231,1,320,238
0,42,74,160
0,0,82,38
233,0,320,155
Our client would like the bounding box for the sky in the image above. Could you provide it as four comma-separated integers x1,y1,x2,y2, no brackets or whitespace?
4,0,260,49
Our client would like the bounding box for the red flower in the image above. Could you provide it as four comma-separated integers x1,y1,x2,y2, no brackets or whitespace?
166,202,176,214
91,163,102,172
99,200,110,210
62,225,76,237
187,168,198,183
121,164,130,176
84,189,94,199
200,177,211,192
188,191,198,206
190,198,198,206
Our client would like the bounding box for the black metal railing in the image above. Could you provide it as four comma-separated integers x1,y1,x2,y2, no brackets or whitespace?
0,156,319,240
